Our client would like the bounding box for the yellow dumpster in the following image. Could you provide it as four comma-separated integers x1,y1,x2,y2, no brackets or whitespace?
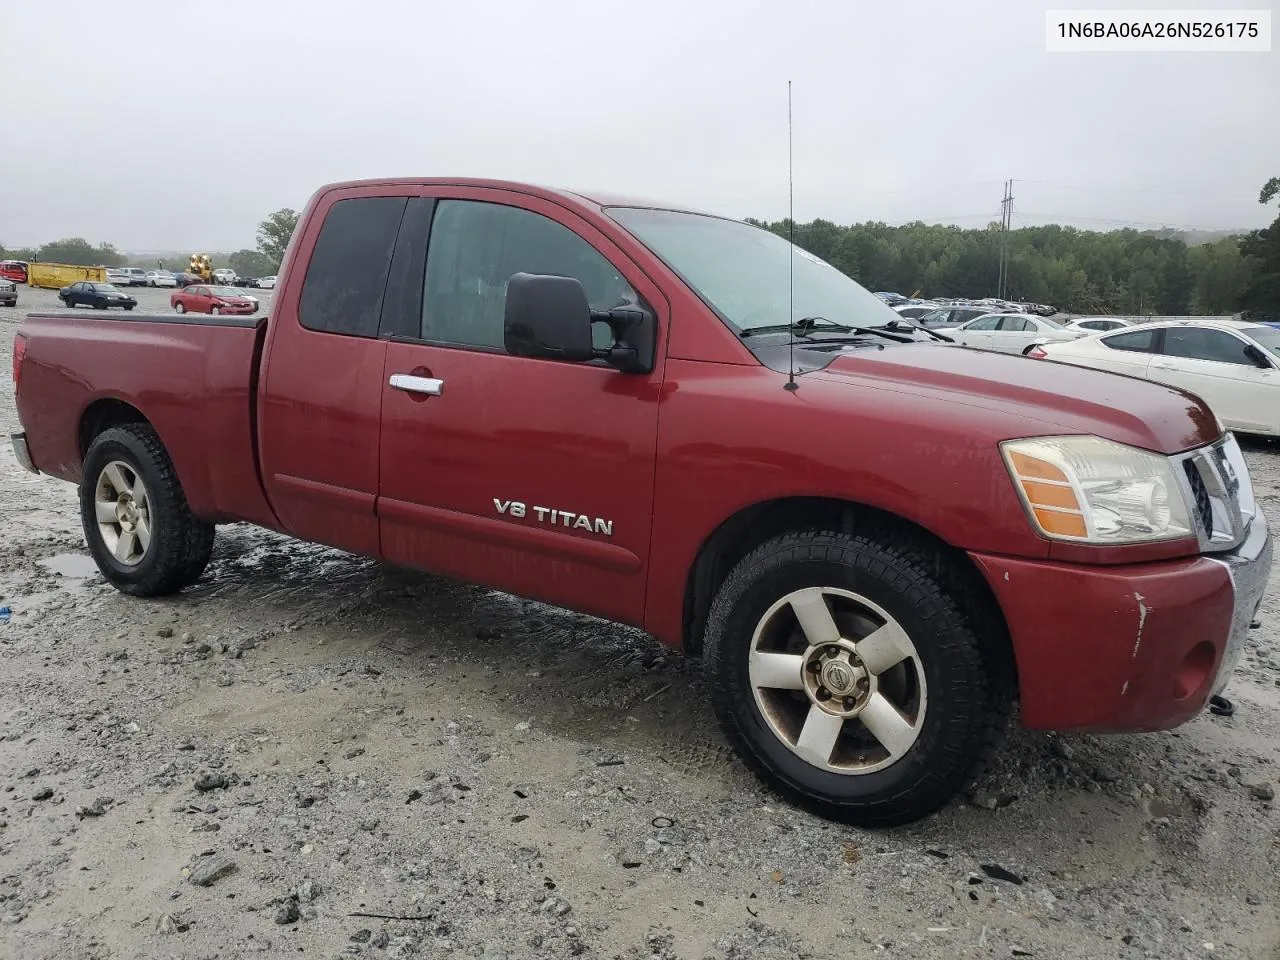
28,262,108,289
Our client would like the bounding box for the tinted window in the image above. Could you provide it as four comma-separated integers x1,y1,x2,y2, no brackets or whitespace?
966,316,1002,331
1103,329,1158,353
422,200,637,350
1162,327,1253,365
299,196,408,337
1079,320,1119,331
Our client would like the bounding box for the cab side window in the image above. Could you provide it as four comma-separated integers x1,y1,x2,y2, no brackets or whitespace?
421,200,638,351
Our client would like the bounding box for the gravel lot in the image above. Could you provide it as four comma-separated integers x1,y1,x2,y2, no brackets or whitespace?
1,287,1279,960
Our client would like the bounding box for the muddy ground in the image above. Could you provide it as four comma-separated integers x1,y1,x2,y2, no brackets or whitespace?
1,293,1279,960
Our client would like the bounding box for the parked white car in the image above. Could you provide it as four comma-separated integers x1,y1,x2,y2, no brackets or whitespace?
255,275,277,290
212,268,238,285
948,312,1087,355
1033,320,1280,436
145,270,177,288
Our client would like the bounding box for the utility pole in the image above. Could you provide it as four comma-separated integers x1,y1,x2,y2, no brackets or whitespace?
997,179,1014,299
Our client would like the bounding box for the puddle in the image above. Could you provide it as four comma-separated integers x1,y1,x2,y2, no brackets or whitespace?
38,554,101,579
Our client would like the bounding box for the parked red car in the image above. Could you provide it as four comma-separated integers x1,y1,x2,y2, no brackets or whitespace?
170,285,258,315
0,260,29,284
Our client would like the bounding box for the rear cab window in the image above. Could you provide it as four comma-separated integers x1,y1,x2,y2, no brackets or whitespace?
299,196,409,337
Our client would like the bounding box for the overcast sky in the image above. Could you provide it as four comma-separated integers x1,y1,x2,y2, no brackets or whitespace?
2,0,1276,251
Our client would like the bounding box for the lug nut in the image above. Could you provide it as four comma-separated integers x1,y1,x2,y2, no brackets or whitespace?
843,697,856,710
816,687,831,701
807,660,821,672
826,646,841,657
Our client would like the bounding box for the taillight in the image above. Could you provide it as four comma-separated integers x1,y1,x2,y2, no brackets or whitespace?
12,333,26,387
1027,345,1048,359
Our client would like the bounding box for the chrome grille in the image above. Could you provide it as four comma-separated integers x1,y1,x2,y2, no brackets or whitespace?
1183,460,1213,538
1173,433,1254,553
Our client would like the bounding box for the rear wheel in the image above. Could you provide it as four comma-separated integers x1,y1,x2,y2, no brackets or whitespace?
703,529,1010,826
80,424,215,596
174,302,186,314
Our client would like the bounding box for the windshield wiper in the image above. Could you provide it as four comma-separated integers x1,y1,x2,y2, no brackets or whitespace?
740,316,852,337
741,315,949,345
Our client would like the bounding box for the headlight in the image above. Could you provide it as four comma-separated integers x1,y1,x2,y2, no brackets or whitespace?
1001,435,1193,544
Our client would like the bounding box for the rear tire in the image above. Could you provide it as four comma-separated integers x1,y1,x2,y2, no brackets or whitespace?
80,424,215,597
175,302,186,314
703,529,1011,827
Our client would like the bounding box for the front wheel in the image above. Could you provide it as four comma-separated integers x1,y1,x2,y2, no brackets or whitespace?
211,306,221,315
174,302,186,314
703,530,1011,826
80,424,215,596
124,305,134,311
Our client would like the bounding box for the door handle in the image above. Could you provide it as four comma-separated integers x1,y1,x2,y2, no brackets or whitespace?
389,373,444,396
1150,361,1175,370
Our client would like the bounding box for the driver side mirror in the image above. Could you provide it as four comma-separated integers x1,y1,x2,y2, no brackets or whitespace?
504,273,656,374
1244,344,1273,369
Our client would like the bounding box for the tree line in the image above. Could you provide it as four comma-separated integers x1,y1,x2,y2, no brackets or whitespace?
0,208,300,281
2,185,1276,319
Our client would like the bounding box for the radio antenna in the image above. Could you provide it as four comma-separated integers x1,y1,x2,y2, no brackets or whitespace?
784,80,798,392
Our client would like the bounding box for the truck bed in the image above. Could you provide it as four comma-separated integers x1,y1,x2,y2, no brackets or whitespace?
15,312,278,529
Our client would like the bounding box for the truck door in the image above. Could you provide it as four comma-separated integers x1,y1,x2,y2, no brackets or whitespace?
257,190,409,557
376,190,668,626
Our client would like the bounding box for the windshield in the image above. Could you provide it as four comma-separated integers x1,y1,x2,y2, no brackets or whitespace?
209,286,243,297
1243,326,1280,358
607,208,901,334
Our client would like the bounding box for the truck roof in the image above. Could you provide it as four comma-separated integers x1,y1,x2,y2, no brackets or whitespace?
317,177,724,219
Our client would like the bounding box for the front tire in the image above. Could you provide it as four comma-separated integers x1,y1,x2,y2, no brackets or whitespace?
174,302,186,314
80,424,215,596
703,529,1010,826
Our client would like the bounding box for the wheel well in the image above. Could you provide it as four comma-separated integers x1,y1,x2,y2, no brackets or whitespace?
79,399,149,458
681,497,1017,690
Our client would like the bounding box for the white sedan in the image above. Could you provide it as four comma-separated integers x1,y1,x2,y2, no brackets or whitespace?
1033,320,1280,436
947,312,1087,355
256,275,277,290
145,270,177,288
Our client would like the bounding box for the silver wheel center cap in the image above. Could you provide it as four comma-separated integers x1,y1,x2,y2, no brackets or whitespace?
116,499,138,528
822,660,857,695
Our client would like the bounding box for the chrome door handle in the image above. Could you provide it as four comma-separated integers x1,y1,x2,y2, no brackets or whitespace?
389,374,444,396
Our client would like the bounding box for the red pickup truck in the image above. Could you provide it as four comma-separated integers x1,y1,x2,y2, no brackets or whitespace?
10,178,1271,825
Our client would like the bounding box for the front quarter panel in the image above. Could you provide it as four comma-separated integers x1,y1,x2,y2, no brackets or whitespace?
642,358,1050,646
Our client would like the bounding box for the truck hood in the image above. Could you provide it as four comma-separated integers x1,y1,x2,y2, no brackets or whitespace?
815,344,1219,454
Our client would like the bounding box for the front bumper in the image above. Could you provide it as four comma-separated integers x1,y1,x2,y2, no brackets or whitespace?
10,432,37,474
971,511,1271,733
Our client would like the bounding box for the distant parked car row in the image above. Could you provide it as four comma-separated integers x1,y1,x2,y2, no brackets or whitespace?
100,266,276,290
874,291,1059,318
